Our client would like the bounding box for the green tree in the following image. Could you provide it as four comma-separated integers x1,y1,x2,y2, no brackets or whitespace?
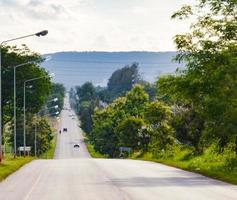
2,45,52,125
107,63,140,101
92,85,149,157
27,117,53,156
91,97,126,157
75,82,98,134
142,82,157,102
79,101,95,133
76,82,96,103
158,0,237,150
145,101,174,152
1,45,52,148
92,116,119,157
115,116,145,149
124,84,149,117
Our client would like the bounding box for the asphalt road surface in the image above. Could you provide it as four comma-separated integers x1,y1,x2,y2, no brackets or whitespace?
54,97,90,159
0,96,237,200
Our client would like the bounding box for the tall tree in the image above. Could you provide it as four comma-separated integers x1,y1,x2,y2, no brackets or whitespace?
2,45,52,127
76,82,96,103
107,63,140,101
1,45,53,152
157,0,237,150
92,85,149,157
75,82,98,133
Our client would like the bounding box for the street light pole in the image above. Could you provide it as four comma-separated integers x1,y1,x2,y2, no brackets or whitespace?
0,30,48,162
23,74,53,157
0,45,2,162
23,77,42,157
14,65,16,157
38,105,59,115
34,122,37,157
23,81,26,157
14,62,34,158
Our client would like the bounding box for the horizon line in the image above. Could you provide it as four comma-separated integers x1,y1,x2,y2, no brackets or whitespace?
43,50,178,55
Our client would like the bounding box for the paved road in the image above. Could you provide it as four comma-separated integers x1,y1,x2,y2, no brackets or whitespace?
0,96,237,200
54,97,90,159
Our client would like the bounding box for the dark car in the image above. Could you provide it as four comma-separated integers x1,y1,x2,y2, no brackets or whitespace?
73,144,80,148
63,128,67,132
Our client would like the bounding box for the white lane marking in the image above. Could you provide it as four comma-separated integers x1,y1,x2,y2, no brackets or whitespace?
23,169,44,200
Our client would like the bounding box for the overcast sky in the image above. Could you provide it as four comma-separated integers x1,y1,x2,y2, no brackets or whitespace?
0,0,196,54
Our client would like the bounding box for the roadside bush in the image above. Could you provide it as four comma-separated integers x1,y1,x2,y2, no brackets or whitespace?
222,143,237,168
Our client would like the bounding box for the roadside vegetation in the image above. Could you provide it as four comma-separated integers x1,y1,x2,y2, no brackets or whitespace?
86,144,107,158
70,0,237,184
39,121,57,159
0,156,34,181
131,143,237,185
1,41,65,177
84,136,107,158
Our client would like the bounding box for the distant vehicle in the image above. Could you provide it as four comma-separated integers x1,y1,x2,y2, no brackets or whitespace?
72,117,75,120
73,144,80,148
63,128,67,132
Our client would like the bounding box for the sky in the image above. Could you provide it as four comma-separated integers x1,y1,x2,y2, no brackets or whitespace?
0,0,196,54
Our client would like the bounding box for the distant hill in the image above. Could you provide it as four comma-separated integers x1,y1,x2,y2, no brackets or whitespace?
42,51,184,89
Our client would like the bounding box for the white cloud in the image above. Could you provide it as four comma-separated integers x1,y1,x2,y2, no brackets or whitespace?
0,0,196,53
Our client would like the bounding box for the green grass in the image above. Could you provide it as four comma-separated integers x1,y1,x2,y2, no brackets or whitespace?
84,141,237,184
86,144,107,158
0,156,34,181
40,133,57,159
131,146,237,185
0,118,58,182
83,135,107,158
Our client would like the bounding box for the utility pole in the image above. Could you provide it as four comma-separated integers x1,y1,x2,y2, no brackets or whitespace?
23,74,54,156
34,122,37,157
0,30,48,162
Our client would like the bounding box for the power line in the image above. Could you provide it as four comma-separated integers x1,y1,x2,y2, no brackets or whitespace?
46,59,178,65
45,69,120,72
44,67,169,74
53,74,111,76
46,68,166,75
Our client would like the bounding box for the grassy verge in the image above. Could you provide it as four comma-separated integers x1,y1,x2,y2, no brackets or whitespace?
86,144,107,158
131,146,237,185
40,133,57,159
85,141,237,184
82,132,107,158
0,156,34,181
40,116,58,159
